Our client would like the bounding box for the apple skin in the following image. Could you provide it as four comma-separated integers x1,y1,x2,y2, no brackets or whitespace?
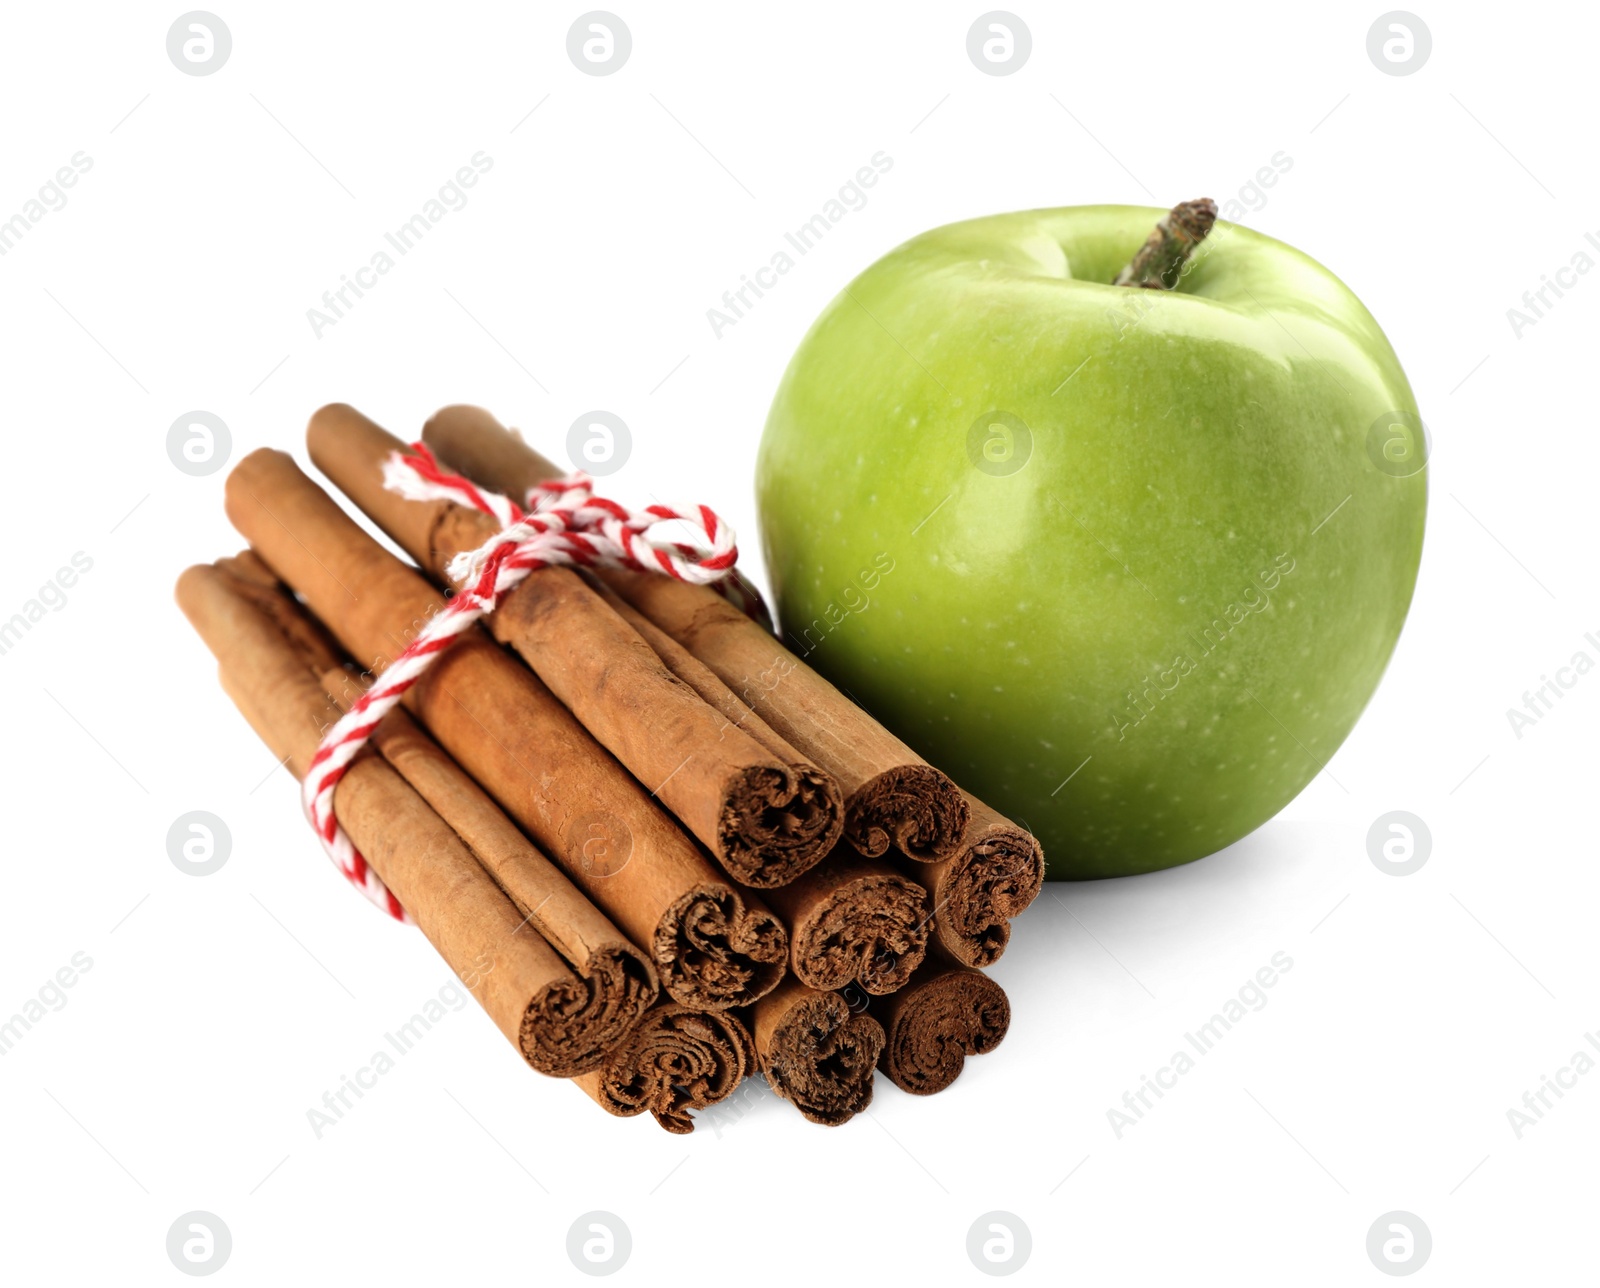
756,205,1426,879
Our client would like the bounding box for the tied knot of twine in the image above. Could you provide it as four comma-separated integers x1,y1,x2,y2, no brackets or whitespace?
303,442,759,923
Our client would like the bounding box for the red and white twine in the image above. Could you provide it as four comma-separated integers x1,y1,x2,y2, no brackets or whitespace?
301,442,758,922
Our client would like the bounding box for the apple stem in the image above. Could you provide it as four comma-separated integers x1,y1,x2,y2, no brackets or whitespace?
1113,198,1218,289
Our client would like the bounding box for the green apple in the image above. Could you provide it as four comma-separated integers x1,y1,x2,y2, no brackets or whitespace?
756,204,1426,879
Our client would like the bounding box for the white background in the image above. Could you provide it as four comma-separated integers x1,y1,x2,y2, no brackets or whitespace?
1,1,1594,1282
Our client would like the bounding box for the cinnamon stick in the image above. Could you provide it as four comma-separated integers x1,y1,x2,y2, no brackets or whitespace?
214,548,347,668
870,952,1011,1096
420,404,971,862
305,403,843,889
749,979,884,1125
907,794,1044,968
223,448,787,1010
318,669,658,1069
176,559,654,1077
582,575,799,757
762,849,930,994
574,1003,756,1134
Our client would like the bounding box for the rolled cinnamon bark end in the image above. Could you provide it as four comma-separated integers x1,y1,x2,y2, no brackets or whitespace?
751,980,884,1125
177,561,632,1079
721,763,840,887
308,403,844,890
850,764,971,862
765,850,930,994
574,1003,756,1134
520,946,657,1077
919,796,1045,968
420,404,969,862
655,886,787,1010
609,562,967,860
588,575,847,885
872,957,1011,1096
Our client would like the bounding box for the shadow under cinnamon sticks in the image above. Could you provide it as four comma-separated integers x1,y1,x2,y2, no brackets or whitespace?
307,403,844,890
419,403,971,863
175,554,656,1078
222,448,787,1011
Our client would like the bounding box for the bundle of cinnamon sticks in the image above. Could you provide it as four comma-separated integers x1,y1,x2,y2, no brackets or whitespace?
176,404,1045,1132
